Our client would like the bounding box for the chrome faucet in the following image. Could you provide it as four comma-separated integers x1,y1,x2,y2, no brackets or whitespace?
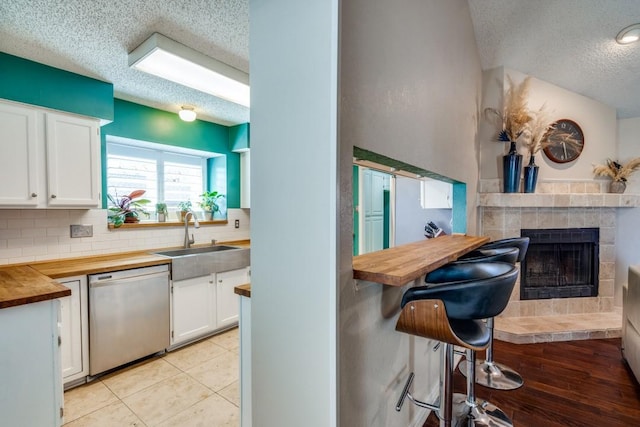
183,211,200,248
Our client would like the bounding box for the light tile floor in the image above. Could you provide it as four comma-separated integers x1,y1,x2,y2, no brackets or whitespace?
495,311,622,343
63,328,240,427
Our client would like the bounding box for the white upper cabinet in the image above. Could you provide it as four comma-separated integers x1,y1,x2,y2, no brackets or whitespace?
0,99,101,208
420,178,453,209
46,113,101,207
0,101,39,206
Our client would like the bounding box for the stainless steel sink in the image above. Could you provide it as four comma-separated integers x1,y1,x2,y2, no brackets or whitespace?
153,245,250,281
154,245,239,258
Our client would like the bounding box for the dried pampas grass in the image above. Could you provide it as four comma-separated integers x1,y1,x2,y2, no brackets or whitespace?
485,75,534,144
523,104,554,155
593,158,640,182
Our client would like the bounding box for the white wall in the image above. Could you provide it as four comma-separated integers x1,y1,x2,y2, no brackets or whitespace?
0,208,250,265
616,117,640,305
339,1,482,425
479,68,618,182
249,0,338,426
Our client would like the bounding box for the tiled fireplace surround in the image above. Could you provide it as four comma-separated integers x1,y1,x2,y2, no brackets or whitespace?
478,179,640,343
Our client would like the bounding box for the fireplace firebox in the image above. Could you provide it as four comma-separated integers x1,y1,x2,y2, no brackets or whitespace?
520,228,599,300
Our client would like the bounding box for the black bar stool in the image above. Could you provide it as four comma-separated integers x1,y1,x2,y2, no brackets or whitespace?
395,261,518,427
457,237,529,391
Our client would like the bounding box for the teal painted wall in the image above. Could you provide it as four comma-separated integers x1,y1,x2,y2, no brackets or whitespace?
102,99,241,209
229,123,250,151
0,52,113,121
452,182,467,234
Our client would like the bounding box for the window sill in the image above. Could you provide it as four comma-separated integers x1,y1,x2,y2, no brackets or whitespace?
108,219,228,230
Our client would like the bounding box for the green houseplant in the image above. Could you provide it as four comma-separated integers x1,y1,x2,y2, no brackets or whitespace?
156,202,168,222
177,200,192,221
108,190,151,227
198,191,225,220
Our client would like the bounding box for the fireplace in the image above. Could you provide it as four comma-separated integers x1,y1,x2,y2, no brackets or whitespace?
520,228,599,300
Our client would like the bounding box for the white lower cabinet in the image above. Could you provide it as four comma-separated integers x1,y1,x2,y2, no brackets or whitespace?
171,267,250,348
58,275,89,387
216,267,250,328
171,274,216,345
0,300,63,426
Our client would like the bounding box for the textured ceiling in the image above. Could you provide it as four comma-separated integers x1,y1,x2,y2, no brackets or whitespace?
0,0,249,126
468,0,640,119
1,1,639,126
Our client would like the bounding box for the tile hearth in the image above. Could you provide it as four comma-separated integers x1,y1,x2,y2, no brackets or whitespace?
494,310,622,344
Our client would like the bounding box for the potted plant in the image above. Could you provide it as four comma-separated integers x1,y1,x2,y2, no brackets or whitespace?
177,200,192,221
156,202,168,222
485,76,533,193
107,190,151,227
593,158,640,193
521,104,554,193
198,191,225,220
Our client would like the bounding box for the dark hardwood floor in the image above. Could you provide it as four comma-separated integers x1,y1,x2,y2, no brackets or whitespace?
423,338,640,427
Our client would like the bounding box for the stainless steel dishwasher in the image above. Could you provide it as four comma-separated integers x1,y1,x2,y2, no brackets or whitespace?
89,264,170,376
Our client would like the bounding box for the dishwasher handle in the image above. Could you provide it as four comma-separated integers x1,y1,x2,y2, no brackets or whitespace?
89,271,169,288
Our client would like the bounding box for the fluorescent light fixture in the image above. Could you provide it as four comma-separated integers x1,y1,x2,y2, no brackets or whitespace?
129,33,250,107
179,106,196,122
616,23,640,44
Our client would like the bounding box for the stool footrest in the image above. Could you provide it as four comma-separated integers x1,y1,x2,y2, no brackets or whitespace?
395,372,440,412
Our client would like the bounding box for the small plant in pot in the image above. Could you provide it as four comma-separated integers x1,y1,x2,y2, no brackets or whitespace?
198,191,225,220
107,190,151,227
593,158,640,194
177,200,192,221
156,202,168,222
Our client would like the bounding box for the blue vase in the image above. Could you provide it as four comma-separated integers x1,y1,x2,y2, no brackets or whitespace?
502,142,522,193
523,155,539,193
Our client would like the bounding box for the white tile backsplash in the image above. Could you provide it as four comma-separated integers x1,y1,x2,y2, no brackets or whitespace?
0,208,250,265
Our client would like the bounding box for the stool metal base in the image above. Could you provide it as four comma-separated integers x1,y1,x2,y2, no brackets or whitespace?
458,359,524,391
451,393,513,427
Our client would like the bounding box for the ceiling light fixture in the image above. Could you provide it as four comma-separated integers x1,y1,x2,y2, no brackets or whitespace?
129,33,250,107
616,23,640,45
179,106,197,122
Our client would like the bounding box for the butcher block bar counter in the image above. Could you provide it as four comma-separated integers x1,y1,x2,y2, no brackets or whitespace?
0,265,71,309
352,234,489,286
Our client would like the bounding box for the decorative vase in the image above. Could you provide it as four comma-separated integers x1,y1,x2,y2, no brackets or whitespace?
502,141,522,193
523,155,539,193
157,213,166,222
204,210,213,221
609,181,626,194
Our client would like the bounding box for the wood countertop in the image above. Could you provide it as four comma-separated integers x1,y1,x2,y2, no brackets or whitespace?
0,265,71,309
352,235,489,286
1,239,250,309
232,236,488,297
31,252,172,279
234,283,251,298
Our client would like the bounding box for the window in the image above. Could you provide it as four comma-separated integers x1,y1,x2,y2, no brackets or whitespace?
106,136,220,217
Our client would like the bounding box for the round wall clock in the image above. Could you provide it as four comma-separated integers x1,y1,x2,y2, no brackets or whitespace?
543,119,585,163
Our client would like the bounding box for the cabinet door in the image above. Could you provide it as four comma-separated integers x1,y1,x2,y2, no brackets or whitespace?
216,268,250,328
0,102,39,206
172,275,215,345
46,113,101,207
420,178,452,209
240,151,251,208
59,276,88,383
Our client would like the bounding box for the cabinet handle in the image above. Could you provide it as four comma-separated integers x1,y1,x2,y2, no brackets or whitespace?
219,279,223,283
51,194,57,199
31,193,37,198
